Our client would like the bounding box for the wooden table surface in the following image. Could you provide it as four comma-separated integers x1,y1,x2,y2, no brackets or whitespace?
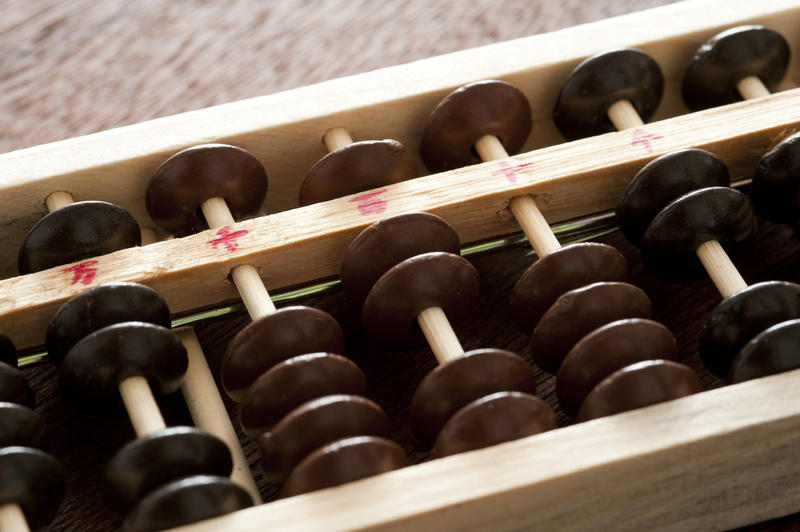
3,0,799,530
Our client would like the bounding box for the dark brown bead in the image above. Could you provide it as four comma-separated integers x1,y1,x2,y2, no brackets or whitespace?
240,353,366,437
299,140,417,205
409,348,536,448
122,476,252,532
18,201,141,275
701,281,800,378
282,436,407,497
641,187,757,282
617,149,730,246
751,132,800,223
557,319,679,417
553,49,663,140
46,282,171,366
431,391,556,458
0,447,64,530
0,332,17,367
145,144,267,236
362,252,479,347
510,243,628,334
0,403,48,449
729,319,800,383
341,212,460,306
531,282,652,374
420,80,532,172
683,26,789,111
576,360,702,422
0,363,35,409
221,306,345,402
258,395,389,484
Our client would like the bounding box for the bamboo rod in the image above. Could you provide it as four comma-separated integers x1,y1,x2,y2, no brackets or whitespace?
607,99,645,130
44,191,74,212
323,127,354,152
417,306,464,364
737,75,771,100
0,504,29,532
118,376,166,437
696,240,748,299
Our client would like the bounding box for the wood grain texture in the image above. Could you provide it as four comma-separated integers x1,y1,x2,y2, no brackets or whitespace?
4,1,800,531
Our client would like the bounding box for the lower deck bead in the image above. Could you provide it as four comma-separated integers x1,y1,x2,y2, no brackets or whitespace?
729,319,800,383
0,447,65,530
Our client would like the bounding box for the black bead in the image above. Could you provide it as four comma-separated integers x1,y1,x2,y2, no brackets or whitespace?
730,319,800,383
553,48,663,140
682,25,790,111
751,132,800,223
0,447,65,529
0,363,35,409
18,201,141,275
122,475,253,532
640,187,756,282
59,322,187,414
0,403,47,449
700,281,800,377
47,282,171,366
617,149,730,246
0,332,17,367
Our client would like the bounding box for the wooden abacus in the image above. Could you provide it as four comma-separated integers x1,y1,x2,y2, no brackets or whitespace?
3,0,800,529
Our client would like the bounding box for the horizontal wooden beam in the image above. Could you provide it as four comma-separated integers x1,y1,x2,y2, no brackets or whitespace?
2,89,799,349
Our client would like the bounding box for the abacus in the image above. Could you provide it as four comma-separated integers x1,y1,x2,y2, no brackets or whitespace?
3,0,800,529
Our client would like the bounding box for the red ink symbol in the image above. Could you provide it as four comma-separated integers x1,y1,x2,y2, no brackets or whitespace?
492,161,533,183
208,226,249,253
631,128,663,153
62,260,99,286
350,189,388,215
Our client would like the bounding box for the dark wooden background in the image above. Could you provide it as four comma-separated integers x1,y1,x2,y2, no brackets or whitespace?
4,0,800,530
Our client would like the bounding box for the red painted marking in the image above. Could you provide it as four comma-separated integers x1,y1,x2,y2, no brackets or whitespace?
630,128,664,153
350,189,388,215
208,226,250,253
491,161,533,183
62,260,99,286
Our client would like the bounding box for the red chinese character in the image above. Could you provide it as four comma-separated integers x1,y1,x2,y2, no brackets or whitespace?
208,226,250,253
62,260,99,286
492,161,533,183
350,189,388,215
630,128,664,153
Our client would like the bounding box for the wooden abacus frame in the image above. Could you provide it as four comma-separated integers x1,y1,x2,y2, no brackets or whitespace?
3,0,800,529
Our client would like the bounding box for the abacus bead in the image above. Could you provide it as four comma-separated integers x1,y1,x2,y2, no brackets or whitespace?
46,282,171,366
683,26,790,111
0,403,47,449
530,282,652,374
751,132,800,223
283,436,408,497
240,353,366,437
409,348,536,448
0,447,65,530
576,360,702,422
553,48,663,140
0,364,35,409
258,395,389,484
431,391,556,458
122,476,252,532
700,281,800,378
420,80,532,172
640,187,757,282
729,319,800,383
362,252,480,347
617,149,730,246
221,306,345,402
341,212,460,306
18,201,141,275
59,322,187,413
145,144,268,236
0,332,17,367
510,243,628,334
557,319,679,418
299,140,417,205
105,427,233,513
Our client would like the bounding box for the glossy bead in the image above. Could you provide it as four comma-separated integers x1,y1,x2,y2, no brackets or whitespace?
729,319,800,383
420,80,532,172
409,348,536,447
362,252,480,347
299,140,416,205
0,332,17,367
751,132,800,223
341,212,460,306
0,447,65,529
0,364,35,409
0,403,47,449
553,48,663,140
18,201,140,275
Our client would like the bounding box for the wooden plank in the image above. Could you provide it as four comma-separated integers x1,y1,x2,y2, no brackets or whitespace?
172,369,800,531
0,0,797,279
2,89,799,350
